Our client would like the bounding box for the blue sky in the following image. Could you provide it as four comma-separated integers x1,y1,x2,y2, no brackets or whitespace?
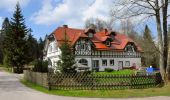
0,0,166,39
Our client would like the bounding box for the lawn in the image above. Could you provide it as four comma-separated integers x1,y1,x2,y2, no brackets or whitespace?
95,69,135,75
21,79,169,98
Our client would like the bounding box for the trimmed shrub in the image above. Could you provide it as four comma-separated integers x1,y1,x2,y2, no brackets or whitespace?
104,68,113,72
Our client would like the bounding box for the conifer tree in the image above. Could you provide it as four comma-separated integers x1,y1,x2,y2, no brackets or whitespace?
0,17,10,64
57,30,75,73
142,25,159,67
26,33,38,63
3,3,28,73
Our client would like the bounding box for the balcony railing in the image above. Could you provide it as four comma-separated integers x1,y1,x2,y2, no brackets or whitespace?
75,50,141,58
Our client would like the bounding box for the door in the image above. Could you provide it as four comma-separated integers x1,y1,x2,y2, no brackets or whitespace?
92,60,99,72
118,61,123,70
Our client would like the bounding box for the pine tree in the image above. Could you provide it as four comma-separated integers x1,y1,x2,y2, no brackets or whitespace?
57,31,75,73
0,17,10,64
3,3,28,73
0,17,10,41
26,33,38,63
143,25,153,42
142,25,159,67
38,38,45,60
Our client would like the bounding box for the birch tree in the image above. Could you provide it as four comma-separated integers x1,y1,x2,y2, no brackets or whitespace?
112,0,170,81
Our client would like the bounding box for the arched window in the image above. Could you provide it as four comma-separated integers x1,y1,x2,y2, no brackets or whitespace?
79,59,88,66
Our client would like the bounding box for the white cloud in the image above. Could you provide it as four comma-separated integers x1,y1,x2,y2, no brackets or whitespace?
30,0,113,28
0,0,30,11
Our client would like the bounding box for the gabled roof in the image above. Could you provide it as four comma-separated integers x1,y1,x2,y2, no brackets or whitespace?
52,26,142,52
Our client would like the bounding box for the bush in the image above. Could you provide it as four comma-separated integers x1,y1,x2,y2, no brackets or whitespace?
104,68,113,72
33,60,48,73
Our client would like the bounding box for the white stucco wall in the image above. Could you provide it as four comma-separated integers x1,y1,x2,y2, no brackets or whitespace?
75,56,141,71
45,41,61,67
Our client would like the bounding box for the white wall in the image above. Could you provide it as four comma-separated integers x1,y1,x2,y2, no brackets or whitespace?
76,56,141,71
45,41,61,68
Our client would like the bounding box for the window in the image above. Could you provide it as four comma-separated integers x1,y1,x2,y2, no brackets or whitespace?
125,61,130,67
106,41,111,46
110,59,114,66
53,42,58,52
79,59,88,66
125,44,135,52
88,33,93,38
48,45,52,53
102,59,107,66
80,44,85,49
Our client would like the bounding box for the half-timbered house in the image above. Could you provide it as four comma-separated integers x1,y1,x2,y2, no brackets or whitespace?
44,25,142,71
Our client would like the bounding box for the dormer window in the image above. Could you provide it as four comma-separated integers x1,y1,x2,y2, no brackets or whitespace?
125,44,135,52
88,32,93,38
106,41,111,47
109,31,116,40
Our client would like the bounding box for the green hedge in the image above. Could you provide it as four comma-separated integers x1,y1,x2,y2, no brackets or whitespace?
104,68,114,72
33,60,48,73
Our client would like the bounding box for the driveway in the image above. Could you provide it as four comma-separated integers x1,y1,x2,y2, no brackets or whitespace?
0,70,170,100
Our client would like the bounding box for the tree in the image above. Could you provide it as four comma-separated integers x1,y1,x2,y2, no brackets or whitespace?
57,30,75,73
25,33,38,64
112,0,170,81
85,18,114,31
120,18,135,35
0,17,10,41
3,3,28,73
142,25,159,67
0,17,10,64
37,38,45,60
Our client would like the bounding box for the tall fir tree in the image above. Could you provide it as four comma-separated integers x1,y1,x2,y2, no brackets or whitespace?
38,38,45,60
0,17,10,64
142,25,159,67
3,3,28,73
0,17,10,41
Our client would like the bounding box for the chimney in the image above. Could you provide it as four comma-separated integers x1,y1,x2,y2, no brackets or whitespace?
63,25,68,28
104,29,108,33
104,29,108,35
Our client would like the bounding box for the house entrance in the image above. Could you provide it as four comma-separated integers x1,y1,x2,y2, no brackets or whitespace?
92,60,99,72
118,61,123,70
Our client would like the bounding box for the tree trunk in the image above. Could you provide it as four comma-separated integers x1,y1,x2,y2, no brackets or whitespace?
155,9,165,81
162,0,169,82
167,46,170,81
163,0,168,70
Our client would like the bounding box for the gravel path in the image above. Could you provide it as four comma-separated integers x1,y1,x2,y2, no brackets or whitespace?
0,70,170,100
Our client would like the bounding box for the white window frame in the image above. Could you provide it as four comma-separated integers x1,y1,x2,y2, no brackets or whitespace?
125,61,130,67
79,59,88,66
102,59,107,66
48,45,52,53
110,59,114,66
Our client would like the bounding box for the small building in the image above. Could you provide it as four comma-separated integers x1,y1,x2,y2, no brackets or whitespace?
43,25,142,71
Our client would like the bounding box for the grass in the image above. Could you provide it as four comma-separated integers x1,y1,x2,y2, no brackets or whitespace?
0,64,12,73
21,79,170,98
95,69,135,75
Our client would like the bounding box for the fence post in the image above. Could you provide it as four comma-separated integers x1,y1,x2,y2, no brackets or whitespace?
47,72,51,91
155,72,163,86
130,74,133,89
